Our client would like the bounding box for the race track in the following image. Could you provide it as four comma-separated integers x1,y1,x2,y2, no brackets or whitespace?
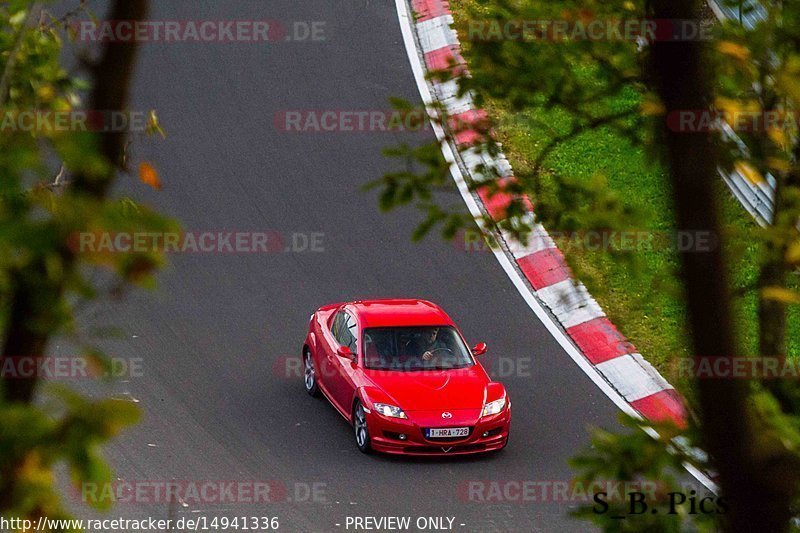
65,1,628,530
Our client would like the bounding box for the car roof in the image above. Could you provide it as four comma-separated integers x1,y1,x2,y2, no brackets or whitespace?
346,299,454,328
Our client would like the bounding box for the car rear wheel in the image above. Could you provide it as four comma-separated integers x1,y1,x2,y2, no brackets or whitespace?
353,400,372,453
303,349,319,397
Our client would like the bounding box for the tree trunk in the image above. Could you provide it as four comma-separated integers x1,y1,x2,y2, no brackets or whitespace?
0,0,149,404
649,0,794,530
0,2,149,517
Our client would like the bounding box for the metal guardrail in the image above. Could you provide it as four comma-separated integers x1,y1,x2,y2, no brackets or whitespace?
707,0,775,226
707,0,767,30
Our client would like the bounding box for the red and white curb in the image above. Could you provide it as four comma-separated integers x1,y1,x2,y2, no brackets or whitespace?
395,0,715,490
403,0,685,427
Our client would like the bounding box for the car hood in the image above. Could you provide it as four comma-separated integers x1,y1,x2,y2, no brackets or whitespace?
363,365,489,411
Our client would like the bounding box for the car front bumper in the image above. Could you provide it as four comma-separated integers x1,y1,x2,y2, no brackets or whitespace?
365,406,511,456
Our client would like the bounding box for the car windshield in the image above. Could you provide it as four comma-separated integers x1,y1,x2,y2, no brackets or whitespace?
362,326,474,371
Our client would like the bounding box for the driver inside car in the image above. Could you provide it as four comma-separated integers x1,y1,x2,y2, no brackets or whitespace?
408,327,449,363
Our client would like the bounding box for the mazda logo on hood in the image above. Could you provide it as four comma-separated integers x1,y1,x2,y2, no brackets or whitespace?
441,412,453,419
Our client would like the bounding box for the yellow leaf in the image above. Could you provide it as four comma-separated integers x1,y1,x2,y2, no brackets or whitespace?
641,98,665,116
767,126,788,147
53,98,72,112
715,96,740,115
139,162,162,190
718,97,760,114
777,58,800,107
762,286,800,303
767,157,790,173
787,241,800,265
146,110,166,139
715,97,760,129
36,84,55,102
17,452,52,485
718,41,750,61
734,160,764,184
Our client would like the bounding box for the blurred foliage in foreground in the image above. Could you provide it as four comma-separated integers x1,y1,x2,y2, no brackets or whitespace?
1,0,174,527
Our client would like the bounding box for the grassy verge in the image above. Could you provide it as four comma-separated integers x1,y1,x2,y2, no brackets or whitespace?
449,2,800,387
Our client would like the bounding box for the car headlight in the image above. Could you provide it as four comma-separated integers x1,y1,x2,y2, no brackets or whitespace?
482,397,506,417
373,403,408,419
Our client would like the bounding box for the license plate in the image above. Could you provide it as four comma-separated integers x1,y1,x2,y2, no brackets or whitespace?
426,427,469,438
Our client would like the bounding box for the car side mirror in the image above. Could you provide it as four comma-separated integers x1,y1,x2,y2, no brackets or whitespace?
337,345,356,361
472,342,487,356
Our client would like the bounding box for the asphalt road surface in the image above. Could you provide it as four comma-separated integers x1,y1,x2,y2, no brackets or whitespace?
60,1,630,531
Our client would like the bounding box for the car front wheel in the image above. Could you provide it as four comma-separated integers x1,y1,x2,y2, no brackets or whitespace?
303,349,320,397
353,400,372,454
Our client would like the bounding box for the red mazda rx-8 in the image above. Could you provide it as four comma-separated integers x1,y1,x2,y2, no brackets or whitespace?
302,299,511,456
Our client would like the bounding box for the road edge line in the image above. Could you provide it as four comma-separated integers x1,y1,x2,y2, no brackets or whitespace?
393,0,717,492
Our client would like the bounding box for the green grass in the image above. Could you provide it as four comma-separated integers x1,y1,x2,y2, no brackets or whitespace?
449,2,800,388
491,99,692,372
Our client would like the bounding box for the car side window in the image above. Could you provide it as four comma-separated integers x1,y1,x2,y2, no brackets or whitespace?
331,311,344,340
345,313,358,354
333,311,358,355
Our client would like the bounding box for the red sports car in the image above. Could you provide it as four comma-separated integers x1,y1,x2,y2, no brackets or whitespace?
302,299,510,455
